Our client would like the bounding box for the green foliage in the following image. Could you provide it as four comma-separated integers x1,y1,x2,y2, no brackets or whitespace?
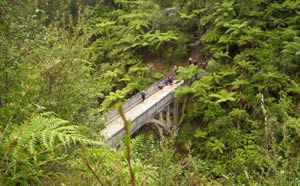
2,0,300,185
209,89,236,104
282,36,300,71
143,30,180,49
0,112,104,185
177,65,204,80
172,0,300,184
63,147,160,185
282,36,300,56
16,112,103,153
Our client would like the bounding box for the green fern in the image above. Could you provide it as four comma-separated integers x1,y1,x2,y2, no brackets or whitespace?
282,37,300,56
130,135,145,153
174,86,196,98
177,65,204,80
101,90,127,109
209,89,236,104
15,112,104,154
143,30,180,50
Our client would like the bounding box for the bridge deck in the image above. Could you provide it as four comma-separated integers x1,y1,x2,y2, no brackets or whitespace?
101,80,183,144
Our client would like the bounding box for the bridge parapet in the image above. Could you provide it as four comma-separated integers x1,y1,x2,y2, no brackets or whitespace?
107,81,182,147
105,73,173,123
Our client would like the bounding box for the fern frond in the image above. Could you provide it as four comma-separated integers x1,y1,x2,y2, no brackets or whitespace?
28,138,38,154
130,135,144,152
41,130,50,150
15,113,105,154
282,37,300,55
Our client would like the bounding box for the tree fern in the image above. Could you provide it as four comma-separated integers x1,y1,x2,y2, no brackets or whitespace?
201,30,220,43
230,78,249,90
209,89,236,104
287,80,300,94
128,19,150,34
174,86,196,98
282,37,300,56
128,65,150,75
177,65,204,80
143,30,180,50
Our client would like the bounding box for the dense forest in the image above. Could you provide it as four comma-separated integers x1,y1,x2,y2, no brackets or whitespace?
1,0,300,185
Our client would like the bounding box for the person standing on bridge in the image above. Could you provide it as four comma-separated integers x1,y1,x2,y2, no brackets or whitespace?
173,65,178,76
141,91,146,102
158,82,164,89
167,76,173,86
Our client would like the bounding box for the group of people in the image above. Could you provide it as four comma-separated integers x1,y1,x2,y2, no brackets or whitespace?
157,65,178,90
141,54,208,102
189,57,198,66
141,75,173,101
157,75,174,90
189,56,207,69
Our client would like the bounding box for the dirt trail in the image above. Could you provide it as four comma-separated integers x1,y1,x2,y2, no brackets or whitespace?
148,46,204,73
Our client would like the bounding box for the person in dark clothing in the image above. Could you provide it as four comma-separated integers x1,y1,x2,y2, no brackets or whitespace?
158,82,164,89
168,76,173,86
141,91,146,102
193,58,198,65
164,76,173,86
164,79,169,85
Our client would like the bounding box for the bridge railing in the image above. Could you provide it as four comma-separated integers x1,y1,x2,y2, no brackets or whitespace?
105,72,174,123
106,71,209,147
107,85,177,147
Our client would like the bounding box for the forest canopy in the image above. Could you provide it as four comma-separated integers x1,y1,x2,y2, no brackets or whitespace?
1,0,300,185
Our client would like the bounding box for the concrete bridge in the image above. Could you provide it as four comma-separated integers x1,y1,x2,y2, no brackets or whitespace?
101,72,207,147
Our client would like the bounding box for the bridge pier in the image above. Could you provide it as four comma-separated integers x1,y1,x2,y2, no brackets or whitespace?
147,123,163,139
173,100,179,127
148,101,179,137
